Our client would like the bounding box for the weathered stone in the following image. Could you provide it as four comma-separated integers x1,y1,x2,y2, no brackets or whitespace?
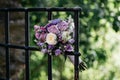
0,0,26,79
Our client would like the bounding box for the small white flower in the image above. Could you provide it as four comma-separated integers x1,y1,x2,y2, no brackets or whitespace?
62,31,71,42
69,22,75,32
46,33,57,45
68,15,75,32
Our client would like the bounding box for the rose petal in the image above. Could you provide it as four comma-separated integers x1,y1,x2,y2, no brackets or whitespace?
58,21,69,31
47,25,60,34
39,32,47,42
34,25,40,31
35,32,40,39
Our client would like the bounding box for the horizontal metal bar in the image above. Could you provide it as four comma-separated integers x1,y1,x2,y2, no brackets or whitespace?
0,43,80,55
0,43,38,50
0,7,82,12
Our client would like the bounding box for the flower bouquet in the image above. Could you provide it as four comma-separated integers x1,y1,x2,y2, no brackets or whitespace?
34,16,87,71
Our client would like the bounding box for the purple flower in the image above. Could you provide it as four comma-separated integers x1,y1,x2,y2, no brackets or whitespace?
41,49,48,53
47,25,60,34
55,49,62,56
40,27,46,32
45,23,52,28
58,21,69,31
39,32,47,42
45,19,62,28
35,32,40,39
68,39,75,44
57,33,62,41
37,42,44,46
48,45,54,49
50,19,62,25
65,44,74,52
34,25,40,31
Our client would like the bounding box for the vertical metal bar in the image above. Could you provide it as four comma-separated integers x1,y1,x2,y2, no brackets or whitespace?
5,10,10,80
25,10,30,80
47,11,52,80
74,10,79,80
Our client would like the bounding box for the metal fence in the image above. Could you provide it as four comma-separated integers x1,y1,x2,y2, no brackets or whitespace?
0,7,81,80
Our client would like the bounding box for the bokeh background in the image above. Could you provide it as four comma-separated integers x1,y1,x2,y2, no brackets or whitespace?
0,0,120,80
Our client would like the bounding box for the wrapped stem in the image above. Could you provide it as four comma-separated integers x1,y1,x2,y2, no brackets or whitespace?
67,55,87,71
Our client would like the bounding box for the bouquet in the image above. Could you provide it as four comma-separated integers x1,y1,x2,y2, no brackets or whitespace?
34,16,87,71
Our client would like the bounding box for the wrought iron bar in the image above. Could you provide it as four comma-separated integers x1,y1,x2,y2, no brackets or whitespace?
5,10,10,80
47,11,52,80
74,10,80,80
25,10,30,80
0,7,81,12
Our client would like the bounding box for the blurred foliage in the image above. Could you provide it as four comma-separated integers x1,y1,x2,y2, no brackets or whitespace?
20,0,120,80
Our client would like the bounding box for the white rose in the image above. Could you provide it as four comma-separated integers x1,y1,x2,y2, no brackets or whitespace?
46,33,57,45
62,31,71,42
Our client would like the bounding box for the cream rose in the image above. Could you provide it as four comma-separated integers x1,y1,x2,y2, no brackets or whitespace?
46,33,57,45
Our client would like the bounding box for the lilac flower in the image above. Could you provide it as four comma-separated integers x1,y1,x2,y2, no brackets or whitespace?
47,25,60,34
58,21,69,31
65,44,74,52
37,42,44,46
68,39,75,44
55,49,62,56
48,45,54,49
41,49,48,53
57,33,62,41
50,19,62,25
45,19,62,28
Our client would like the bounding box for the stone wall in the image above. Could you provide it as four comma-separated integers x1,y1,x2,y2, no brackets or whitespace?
0,0,26,79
